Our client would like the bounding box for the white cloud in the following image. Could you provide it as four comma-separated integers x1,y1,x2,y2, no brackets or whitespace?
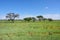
0,16,5,19
21,13,60,20
43,14,60,20
20,14,36,19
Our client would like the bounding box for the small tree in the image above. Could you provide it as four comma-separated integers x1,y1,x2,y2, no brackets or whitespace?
24,17,32,22
37,15,43,21
6,13,19,23
48,18,53,21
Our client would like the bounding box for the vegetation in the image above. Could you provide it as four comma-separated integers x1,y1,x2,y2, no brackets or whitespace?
0,12,59,40
31,17,36,22
6,13,19,23
36,15,43,21
5,12,53,22
0,20,60,40
24,17,32,22
48,18,53,21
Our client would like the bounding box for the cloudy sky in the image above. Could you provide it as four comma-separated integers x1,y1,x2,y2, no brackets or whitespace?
0,0,60,20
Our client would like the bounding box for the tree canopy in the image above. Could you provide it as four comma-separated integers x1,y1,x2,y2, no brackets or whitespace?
6,13,19,23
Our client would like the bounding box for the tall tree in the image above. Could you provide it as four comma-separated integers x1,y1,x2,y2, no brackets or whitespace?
37,15,43,21
6,13,19,23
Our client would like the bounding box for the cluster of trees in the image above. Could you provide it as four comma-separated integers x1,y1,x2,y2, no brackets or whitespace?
24,16,52,22
6,13,53,23
24,17,36,22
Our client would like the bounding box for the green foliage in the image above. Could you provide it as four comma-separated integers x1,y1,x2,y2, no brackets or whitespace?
48,18,53,21
24,17,32,22
36,15,44,21
6,13,19,23
24,17,36,22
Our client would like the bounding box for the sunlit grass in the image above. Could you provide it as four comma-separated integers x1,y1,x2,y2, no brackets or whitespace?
0,20,60,40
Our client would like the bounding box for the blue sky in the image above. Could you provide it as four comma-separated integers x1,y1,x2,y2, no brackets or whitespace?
0,0,60,19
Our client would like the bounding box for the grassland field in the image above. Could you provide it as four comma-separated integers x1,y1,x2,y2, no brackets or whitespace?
0,20,60,40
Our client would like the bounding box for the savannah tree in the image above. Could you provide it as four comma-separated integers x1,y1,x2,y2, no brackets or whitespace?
6,13,19,23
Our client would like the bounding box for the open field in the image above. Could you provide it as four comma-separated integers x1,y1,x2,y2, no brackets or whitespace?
0,20,60,40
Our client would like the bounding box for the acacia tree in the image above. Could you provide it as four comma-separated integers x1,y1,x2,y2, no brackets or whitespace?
6,13,19,23
37,15,43,21
24,17,32,22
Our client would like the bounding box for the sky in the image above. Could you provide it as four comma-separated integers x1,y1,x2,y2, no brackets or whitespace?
0,0,60,20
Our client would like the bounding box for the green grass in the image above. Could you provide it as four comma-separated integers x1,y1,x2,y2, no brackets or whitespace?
0,20,60,40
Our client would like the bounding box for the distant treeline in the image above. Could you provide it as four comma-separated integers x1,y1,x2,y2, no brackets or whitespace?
0,12,59,23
